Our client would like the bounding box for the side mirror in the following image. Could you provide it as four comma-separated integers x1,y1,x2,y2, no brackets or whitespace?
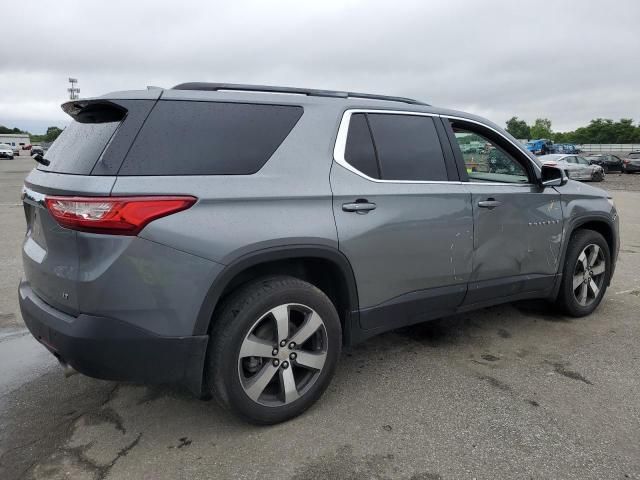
540,164,568,187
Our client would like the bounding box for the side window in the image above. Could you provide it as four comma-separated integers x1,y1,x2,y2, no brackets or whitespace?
366,114,448,181
344,113,380,179
341,113,449,181
120,101,303,176
449,122,530,184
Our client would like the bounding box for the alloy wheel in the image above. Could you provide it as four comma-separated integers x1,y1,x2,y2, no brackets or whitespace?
237,303,328,406
572,243,606,307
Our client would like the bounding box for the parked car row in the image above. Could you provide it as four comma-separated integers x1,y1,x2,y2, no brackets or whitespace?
538,151,640,182
0,144,47,160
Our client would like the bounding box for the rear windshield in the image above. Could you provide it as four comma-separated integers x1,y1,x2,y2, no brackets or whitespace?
39,103,125,175
40,122,120,174
118,101,303,176
629,152,640,159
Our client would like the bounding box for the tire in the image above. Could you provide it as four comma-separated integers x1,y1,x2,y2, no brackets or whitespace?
206,276,341,424
556,229,610,317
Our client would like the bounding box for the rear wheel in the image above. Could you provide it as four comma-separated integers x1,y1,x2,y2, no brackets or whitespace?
206,276,341,424
556,229,610,316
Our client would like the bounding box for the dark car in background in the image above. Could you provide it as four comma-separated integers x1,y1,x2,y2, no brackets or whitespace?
586,154,624,173
30,145,44,156
623,151,640,173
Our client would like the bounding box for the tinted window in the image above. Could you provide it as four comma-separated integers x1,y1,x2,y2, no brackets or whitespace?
367,114,447,181
41,121,121,175
344,113,379,178
119,101,303,175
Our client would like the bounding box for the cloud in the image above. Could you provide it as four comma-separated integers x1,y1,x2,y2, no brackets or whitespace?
2,0,639,133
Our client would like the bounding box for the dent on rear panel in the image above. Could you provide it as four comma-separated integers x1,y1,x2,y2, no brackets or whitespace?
76,236,223,337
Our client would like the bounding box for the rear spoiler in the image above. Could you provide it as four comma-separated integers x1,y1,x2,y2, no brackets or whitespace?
61,100,128,123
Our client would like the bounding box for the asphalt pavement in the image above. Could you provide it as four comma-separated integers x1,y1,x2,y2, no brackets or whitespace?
1,155,639,480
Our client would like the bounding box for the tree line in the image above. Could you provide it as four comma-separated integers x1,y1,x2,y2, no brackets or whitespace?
505,117,640,144
0,125,63,144
4,117,640,146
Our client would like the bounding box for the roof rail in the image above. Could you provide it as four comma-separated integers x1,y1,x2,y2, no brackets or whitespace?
171,82,428,106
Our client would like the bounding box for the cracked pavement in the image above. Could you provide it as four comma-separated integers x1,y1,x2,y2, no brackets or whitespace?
1,157,639,479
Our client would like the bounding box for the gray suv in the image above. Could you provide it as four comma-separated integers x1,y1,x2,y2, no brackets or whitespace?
19,83,619,424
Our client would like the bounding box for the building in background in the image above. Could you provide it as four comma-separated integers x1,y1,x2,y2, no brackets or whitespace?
0,133,31,148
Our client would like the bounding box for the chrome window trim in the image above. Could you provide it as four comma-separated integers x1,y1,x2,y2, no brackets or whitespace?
333,109,457,185
333,109,540,186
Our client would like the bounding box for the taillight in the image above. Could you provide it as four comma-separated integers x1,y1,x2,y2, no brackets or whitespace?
44,196,197,235
623,159,631,164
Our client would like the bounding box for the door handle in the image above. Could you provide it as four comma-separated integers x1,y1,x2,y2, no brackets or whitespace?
342,201,376,213
478,199,501,209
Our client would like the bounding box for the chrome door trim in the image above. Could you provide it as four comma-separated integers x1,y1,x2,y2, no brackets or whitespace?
333,109,456,185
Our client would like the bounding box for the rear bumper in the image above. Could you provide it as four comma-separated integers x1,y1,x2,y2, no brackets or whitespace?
623,163,640,172
19,280,208,394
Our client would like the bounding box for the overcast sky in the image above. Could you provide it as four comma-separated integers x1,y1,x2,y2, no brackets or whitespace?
2,0,639,134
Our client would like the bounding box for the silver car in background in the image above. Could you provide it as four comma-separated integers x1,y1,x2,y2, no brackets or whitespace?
0,143,14,160
539,154,605,182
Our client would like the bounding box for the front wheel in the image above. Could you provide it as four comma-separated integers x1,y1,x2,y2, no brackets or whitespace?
206,276,341,424
556,229,610,316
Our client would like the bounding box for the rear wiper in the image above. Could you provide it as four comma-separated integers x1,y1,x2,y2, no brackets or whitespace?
32,153,50,166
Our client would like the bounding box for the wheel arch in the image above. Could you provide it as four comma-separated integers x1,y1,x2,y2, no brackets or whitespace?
560,214,617,279
194,245,360,343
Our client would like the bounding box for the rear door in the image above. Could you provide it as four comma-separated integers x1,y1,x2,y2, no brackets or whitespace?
331,111,473,331
443,117,563,305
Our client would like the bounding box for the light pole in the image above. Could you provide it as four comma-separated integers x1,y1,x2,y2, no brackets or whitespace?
68,78,80,100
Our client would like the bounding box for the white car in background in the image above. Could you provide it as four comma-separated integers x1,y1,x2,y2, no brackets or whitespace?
539,154,605,182
0,143,14,160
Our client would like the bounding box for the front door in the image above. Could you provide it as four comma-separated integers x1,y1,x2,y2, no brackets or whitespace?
444,118,563,305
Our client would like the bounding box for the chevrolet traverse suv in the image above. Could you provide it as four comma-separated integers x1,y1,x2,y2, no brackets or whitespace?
20,83,619,424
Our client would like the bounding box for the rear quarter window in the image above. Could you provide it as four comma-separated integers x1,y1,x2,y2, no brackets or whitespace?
118,101,303,176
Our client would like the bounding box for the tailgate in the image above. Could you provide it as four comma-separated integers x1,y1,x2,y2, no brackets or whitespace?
22,172,117,315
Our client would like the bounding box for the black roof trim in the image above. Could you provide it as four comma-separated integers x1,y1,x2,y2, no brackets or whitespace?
171,82,428,106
